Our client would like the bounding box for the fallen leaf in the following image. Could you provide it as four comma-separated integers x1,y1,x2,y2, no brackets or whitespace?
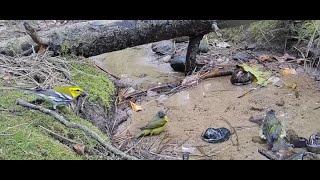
73,144,85,155
287,83,297,90
282,53,295,60
239,64,272,86
130,101,142,112
273,53,296,62
259,54,272,62
280,68,297,75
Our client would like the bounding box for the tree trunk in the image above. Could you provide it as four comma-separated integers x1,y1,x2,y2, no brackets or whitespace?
0,20,257,58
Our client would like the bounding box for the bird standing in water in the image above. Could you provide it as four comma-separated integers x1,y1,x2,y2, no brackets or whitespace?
135,111,168,139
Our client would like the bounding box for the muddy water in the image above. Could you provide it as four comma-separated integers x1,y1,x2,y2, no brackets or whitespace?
92,44,183,89
92,45,320,160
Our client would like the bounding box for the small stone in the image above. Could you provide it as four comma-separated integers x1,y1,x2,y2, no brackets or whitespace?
161,55,172,63
276,99,285,106
252,136,266,144
151,40,174,55
199,35,209,53
170,55,186,72
174,36,189,43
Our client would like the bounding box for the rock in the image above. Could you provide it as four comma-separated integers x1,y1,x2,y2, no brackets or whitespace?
307,133,320,154
303,153,320,160
199,35,209,53
232,52,254,62
286,129,308,148
138,73,147,78
21,42,32,51
230,68,253,86
174,36,189,43
170,55,186,72
151,40,174,56
245,43,257,50
276,99,285,106
215,41,231,48
252,136,266,144
161,55,172,63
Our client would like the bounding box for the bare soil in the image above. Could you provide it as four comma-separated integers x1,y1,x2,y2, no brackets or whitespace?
94,41,320,160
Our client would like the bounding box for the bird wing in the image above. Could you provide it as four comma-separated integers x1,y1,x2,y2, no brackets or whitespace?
270,121,283,141
141,116,167,130
33,89,73,102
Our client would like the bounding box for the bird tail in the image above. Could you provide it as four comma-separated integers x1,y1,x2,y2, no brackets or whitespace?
134,129,150,139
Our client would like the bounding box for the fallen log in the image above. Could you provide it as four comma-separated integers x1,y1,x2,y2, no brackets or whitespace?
0,20,257,58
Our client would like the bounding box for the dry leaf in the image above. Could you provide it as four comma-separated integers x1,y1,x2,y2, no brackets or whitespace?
73,144,85,155
287,83,297,90
259,54,272,62
282,53,295,60
130,101,142,112
239,64,272,86
280,68,297,75
273,53,296,62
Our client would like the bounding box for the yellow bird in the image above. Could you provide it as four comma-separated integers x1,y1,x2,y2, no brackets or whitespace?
135,111,168,139
21,86,84,110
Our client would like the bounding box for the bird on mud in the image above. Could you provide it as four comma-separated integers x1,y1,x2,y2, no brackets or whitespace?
134,111,168,139
260,110,290,151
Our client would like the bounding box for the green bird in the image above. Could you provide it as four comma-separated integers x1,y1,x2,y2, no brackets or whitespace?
260,110,287,151
134,111,168,139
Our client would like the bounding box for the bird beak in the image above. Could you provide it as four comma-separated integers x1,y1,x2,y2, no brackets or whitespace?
80,91,89,97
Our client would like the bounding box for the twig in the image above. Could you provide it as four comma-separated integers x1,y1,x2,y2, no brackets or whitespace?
0,133,15,136
313,106,320,110
0,122,29,134
237,88,257,98
94,61,121,80
258,149,277,160
125,136,144,153
16,99,138,160
220,116,240,151
258,27,275,52
39,125,81,145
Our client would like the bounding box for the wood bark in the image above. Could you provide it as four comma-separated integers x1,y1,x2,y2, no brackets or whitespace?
0,20,257,58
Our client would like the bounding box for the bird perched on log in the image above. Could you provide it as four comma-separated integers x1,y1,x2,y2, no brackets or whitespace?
21,86,84,110
135,111,168,139
260,110,290,151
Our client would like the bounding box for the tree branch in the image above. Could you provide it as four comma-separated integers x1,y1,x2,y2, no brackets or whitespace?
16,99,138,160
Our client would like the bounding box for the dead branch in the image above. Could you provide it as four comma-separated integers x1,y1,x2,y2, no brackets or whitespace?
94,61,121,80
39,125,81,145
258,149,277,160
200,69,233,79
16,99,138,160
23,22,49,47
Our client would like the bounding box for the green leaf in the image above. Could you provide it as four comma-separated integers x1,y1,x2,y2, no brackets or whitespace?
239,64,272,86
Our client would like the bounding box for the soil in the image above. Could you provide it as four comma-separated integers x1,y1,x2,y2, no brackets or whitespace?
1,20,319,160
94,40,320,160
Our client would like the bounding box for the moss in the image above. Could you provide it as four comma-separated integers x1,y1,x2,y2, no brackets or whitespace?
0,89,108,160
70,60,115,109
